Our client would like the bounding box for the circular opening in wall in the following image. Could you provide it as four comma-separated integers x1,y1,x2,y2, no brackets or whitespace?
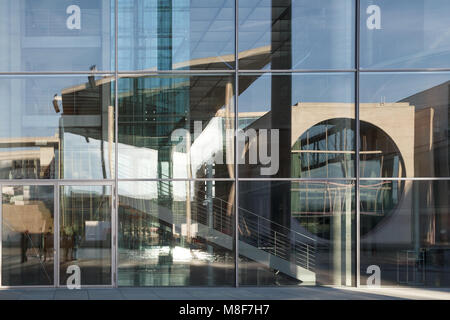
291,118,405,239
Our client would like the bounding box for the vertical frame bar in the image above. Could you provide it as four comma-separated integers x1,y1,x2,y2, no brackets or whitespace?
54,182,59,287
355,0,361,288
110,183,116,287
0,183,2,287
234,0,239,288
114,0,119,288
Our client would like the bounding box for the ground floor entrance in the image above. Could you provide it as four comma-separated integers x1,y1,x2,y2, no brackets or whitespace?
0,182,115,288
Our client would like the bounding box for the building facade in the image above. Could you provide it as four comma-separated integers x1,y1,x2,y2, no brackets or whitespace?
0,0,449,288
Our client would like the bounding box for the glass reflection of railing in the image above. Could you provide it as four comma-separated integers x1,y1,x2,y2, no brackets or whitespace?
238,207,316,272
177,182,317,273
360,181,399,217
156,173,317,272
291,180,353,217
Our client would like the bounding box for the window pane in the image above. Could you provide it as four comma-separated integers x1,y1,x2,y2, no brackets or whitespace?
238,73,355,178
238,180,355,286
118,75,234,179
118,0,235,71
2,185,54,286
60,185,112,286
360,0,450,69
360,180,450,287
118,180,235,286
0,76,115,179
360,73,450,178
0,0,114,72
239,0,355,70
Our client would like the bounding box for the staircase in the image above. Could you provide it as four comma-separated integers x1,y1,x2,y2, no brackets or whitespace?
193,188,316,283
120,181,316,284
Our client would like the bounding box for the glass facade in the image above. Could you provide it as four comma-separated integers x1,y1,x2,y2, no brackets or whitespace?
0,0,449,288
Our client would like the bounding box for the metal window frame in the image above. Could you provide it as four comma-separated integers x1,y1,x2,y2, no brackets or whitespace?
2,0,450,290
234,0,239,288
0,180,115,289
355,0,361,288
114,0,119,289
58,181,116,289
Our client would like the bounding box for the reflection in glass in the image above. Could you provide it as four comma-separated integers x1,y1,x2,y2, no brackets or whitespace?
361,0,450,69
118,75,234,179
2,185,54,286
238,0,354,70
360,73,450,177
59,185,112,286
118,181,235,286
118,0,235,70
0,76,115,179
238,73,354,178
292,118,354,178
0,0,114,72
238,180,354,286
360,180,450,287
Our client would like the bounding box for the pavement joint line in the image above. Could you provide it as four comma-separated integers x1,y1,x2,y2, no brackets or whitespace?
0,287,449,300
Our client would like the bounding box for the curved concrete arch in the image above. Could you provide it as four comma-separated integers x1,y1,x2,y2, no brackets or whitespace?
291,102,415,178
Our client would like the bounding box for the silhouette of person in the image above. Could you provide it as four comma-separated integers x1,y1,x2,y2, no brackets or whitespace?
21,230,30,263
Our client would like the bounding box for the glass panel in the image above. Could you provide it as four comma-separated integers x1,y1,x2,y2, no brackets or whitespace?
60,185,112,286
0,0,114,72
238,73,355,178
118,181,235,286
118,75,234,179
238,0,355,70
238,180,355,286
360,180,450,287
2,185,54,286
0,76,115,179
118,0,235,71
361,0,450,69
360,73,450,178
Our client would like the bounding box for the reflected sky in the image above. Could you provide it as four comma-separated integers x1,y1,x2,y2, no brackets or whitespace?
118,0,235,70
238,73,450,109
360,72,450,102
360,0,450,69
239,0,355,70
238,74,355,113
1,1,450,71
0,75,110,137
0,0,114,72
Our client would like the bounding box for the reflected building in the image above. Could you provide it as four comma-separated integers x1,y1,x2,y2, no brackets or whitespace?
0,0,449,289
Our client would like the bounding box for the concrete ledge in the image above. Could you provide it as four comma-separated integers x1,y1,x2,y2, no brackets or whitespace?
0,286,449,300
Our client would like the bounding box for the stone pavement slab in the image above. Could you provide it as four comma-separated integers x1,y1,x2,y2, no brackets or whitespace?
0,286,448,300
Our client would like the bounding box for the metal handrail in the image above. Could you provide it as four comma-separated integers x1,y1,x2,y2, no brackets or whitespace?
158,178,316,272
193,186,316,243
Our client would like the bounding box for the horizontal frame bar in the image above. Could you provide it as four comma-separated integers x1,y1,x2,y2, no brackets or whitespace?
236,178,357,181
117,72,237,78
0,72,115,76
238,69,356,73
118,69,236,74
117,178,356,182
118,178,235,182
360,68,450,73
4,68,450,76
0,180,115,185
12,178,450,182
0,285,114,289
360,177,450,181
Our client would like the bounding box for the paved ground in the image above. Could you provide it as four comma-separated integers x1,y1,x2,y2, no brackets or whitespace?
0,286,449,300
